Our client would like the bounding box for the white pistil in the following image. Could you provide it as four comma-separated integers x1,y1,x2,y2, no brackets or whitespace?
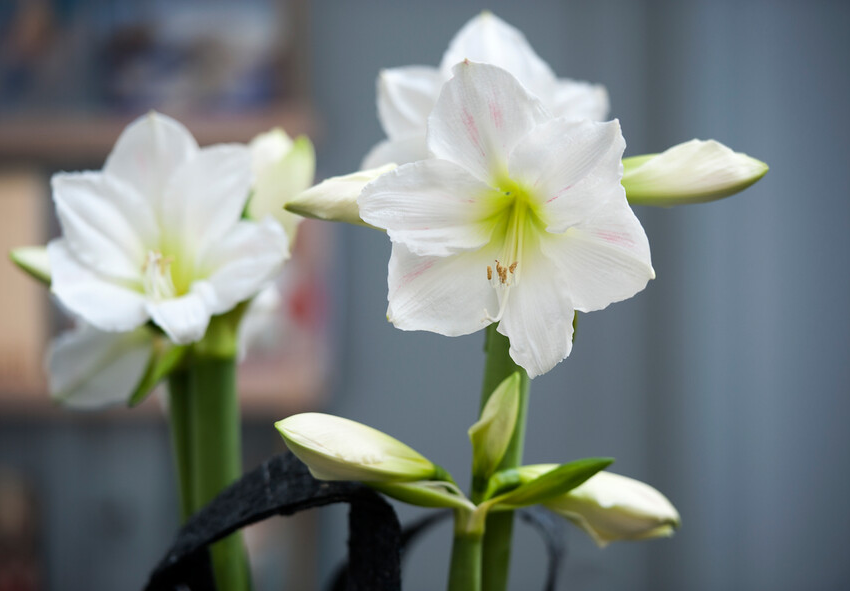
483,199,527,323
141,251,177,300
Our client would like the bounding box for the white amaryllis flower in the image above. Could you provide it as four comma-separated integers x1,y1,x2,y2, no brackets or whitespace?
48,112,289,345
359,62,654,377
363,11,608,168
247,128,315,246
519,465,681,547
276,412,439,482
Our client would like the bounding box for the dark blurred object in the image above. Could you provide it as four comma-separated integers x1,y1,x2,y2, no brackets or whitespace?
0,468,41,591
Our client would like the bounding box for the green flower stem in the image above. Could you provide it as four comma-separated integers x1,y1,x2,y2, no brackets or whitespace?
478,324,530,591
187,353,251,591
167,369,194,522
448,528,483,591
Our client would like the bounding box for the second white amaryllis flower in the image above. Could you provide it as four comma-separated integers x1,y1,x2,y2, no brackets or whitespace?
359,62,654,377
48,112,289,345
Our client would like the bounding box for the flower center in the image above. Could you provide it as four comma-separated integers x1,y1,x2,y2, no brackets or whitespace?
142,251,177,300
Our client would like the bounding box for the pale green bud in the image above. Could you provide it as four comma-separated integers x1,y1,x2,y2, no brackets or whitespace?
285,164,396,228
468,372,520,480
519,465,681,547
247,128,316,247
10,246,50,284
623,139,768,206
275,412,438,482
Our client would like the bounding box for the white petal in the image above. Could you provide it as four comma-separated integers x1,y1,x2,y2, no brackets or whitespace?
247,135,315,247
377,66,442,139
249,128,293,175
160,144,252,255
287,164,396,228
145,287,213,345
48,324,152,410
539,203,654,313
550,79,610,121
387,242,499,337
428,61,550,184
439,12,557,101
621,139,769,206
103,112,199,210
201,218,289,315
362,136,430,169
359,159,509,257
497,238,576,378
48,239,149,332
52,171,157,281
509,118,626,233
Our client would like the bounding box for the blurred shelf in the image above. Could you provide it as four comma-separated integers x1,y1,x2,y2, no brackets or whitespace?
0,103,320,166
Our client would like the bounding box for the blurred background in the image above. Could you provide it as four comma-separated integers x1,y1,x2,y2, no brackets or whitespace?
0,0,848,590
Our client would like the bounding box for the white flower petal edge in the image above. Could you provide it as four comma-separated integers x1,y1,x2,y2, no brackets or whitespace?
48,323,152,410
364,11,610,168
49,111,288,344
362,62,653,377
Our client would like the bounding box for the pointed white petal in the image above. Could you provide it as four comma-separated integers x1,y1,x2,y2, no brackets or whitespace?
622,139,769,206
10,246,50,284
550,79,610,121
52,171,157,280
439,12,557,101
48,324,152,410
48,239,149,332
377,66,442,139
160,144,252,255
387,242,499,337
201,218,289,315
360,159,509,256
539,203,654,313
428,61,550,184
103,112,199,210
145,286,213,345
509,118,626,233
361,136,430,169
247,135,315,247
287,164,395,228
249,128,293,175
497,237,576,378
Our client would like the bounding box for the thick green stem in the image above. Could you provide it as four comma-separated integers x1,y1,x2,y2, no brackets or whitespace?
448,529,483,591
479,325,530,591
167,369,194,522
187,354,251,591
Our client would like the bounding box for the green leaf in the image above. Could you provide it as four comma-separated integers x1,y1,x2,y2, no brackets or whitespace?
129,340,188,406
491,458,614,509
469,372,521,480
370,480,474,511
10,246,50,285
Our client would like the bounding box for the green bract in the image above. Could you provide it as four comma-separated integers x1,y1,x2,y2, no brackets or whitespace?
468,372,521,480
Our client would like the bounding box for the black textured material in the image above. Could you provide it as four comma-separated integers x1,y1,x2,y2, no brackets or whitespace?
144,452,402,591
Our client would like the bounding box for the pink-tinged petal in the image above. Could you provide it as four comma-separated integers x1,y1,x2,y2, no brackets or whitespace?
439,12,557,101
428,61,550,184
146,287,213,345
48,239,149,332
201,218,289,315
539,202,654,313
387,242,499,337
377,66,442,140
160,144,252,255
52,171,157,281
550,79,610,121
496,236,576,378
48,324,152,410
359,159,509,257
361,136,430,169
509,118,626,233
103,112,198,209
